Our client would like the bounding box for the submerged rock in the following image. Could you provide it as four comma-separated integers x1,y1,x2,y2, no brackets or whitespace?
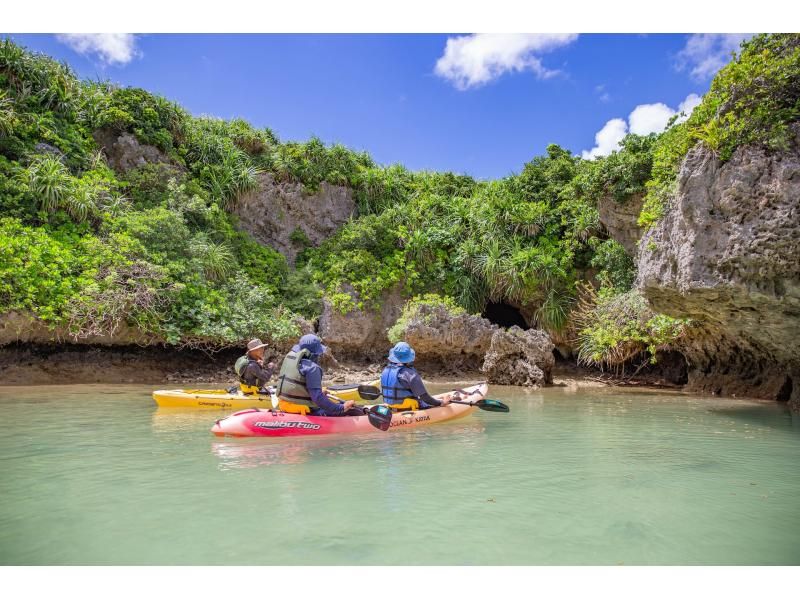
481,327,555,386
636,133,800,401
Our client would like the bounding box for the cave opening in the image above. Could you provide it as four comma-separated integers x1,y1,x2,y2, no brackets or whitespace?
482,301,529,330
776,376,793,402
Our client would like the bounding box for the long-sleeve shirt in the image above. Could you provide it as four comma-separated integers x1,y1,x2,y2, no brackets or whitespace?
297,358,345,415
241,358,275,388
396,366,442,407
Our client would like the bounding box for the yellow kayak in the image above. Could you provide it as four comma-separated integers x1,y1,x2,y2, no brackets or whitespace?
152,380,380,409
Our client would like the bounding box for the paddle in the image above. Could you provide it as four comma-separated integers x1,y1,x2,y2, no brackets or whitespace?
365,404,392,431
356,385,509,413
448,398,510,413
357,384,382,401
326,382,360,392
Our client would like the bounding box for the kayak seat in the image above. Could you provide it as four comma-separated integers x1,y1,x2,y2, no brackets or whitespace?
385,398,420,411
277,399,312,416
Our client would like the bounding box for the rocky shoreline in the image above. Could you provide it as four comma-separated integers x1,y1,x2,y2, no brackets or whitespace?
0,341,692,392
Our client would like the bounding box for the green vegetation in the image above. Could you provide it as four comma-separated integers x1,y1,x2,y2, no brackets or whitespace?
0,39,297,347
639,33,800,227
574,286,688,369
309,144,597,335
1,35,796,365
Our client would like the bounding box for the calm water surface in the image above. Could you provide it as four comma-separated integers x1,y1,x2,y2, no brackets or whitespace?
1,383,798,565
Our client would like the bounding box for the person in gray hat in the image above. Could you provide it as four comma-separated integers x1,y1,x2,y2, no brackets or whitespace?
234,338,276,394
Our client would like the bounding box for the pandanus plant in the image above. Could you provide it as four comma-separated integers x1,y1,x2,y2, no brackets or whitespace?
24,154,73,213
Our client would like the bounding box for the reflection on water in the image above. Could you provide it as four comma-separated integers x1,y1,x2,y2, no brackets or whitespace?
0,383,798,565
210,420,487,470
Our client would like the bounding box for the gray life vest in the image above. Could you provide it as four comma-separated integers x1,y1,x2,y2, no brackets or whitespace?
276,349,315,407
234,355,250,382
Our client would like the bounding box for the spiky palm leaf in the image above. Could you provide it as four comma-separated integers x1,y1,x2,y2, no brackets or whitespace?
0,90,15,137
191,239,235,282
63,184,96,222
25,155,72,212
535,289,572,332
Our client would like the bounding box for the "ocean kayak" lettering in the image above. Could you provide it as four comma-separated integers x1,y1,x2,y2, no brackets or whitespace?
254,421,321,430
390,414,430,427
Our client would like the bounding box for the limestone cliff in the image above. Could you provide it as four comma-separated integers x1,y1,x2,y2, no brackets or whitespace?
400,302,498,367
317,288,405,359
598,193,645,256
481,327,555,386
636,133,800,405
93,129,177,173
234,173,356,264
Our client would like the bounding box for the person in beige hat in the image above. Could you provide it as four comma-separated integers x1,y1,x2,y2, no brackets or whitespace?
234,338,276,394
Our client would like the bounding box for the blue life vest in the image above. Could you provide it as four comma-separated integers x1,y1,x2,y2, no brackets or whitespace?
381,363,416,404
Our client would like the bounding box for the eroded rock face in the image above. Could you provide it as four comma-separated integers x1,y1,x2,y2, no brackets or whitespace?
317,288,405,359
0,310,313,358
93,129,173,173
636,136,800,402
481,327,555,386
399,303,498,367
235,173,356,264
598,193,645,256
0,311,156,346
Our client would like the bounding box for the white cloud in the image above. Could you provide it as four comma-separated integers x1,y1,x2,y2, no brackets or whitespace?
595,84,611,103
628,102,675,135
581,118,628,160
434,33,578,90
675,34,752,81
56,33,139,66
676,93,702,123
581,93,703,160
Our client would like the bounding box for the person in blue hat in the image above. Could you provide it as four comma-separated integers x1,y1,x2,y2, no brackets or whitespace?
276,334,361,416
380,341,451,411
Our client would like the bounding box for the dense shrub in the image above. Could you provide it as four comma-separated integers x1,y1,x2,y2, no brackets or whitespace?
574,286,688,369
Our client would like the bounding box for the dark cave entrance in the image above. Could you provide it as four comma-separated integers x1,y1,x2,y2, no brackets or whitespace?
776,376,793,402
482,301,529,330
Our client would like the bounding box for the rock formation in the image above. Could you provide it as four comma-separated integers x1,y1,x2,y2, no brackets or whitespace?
317,288,405,359
0,310,156,346
400,302,498,367
481,327,555,386
234,173,356,264
93,129,174,173
598,193,645,256
636,134,800,405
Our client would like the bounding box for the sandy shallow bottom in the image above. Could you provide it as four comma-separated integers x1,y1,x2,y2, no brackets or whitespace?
1,382,797,565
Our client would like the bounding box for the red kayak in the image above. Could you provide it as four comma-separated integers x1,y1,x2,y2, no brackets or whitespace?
211,383,490,438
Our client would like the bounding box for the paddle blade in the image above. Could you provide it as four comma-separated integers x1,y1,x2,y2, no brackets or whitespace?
475,399,509,413
367,404,392,431
327,383,360,391
357,385,382,402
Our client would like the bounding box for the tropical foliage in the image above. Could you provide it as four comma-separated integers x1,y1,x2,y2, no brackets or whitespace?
1,34,797,364
574,286,688,370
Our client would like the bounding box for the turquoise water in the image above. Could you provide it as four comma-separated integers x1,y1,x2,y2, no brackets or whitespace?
0,383,798,565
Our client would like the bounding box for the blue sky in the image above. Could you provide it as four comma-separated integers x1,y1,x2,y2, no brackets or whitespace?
6,33,747,179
